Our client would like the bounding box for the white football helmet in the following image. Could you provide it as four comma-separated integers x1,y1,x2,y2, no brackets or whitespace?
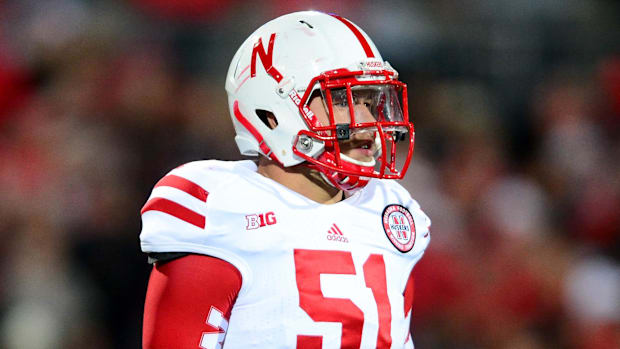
225,11,414,191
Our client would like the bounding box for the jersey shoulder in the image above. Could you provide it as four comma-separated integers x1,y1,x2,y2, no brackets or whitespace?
139,159,256,253
366,178,432,235
365,178,417,208
162,159,257,190
146,159,256,201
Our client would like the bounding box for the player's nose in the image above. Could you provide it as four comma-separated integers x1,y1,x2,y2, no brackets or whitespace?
353,105,376,124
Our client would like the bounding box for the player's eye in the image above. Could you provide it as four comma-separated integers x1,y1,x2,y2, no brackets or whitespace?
334,98,348,107
329,89,375,109
331,89,349,108
352,93,373,108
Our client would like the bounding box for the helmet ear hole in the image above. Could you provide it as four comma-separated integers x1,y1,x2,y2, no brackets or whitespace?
256,109,278,129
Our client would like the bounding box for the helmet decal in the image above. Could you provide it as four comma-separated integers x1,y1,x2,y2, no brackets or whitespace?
251,33,283,83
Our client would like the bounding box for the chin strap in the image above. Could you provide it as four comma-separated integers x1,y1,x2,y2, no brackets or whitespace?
308,151,374,192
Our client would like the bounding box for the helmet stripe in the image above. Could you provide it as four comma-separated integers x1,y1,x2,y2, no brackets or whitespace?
330,14,375,58
233,101,282,164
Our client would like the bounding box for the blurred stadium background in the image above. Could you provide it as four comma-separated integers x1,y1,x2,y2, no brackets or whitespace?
1,0,619,348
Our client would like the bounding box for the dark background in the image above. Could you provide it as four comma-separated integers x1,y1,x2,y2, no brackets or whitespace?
0,0,619,348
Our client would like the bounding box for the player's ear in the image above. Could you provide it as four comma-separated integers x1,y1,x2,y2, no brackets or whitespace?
308,89,329,120
309,89,324,108
256,110,278,129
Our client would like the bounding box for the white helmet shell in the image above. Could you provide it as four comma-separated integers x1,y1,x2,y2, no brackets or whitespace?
225,11,415,191
225,11,383,166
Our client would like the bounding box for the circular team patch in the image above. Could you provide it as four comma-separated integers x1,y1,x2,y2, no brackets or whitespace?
382,204,416,252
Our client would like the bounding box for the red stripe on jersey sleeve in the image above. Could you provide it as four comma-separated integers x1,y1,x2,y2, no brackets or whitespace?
154,174,208,202
141,197,205,229
143,255,242,349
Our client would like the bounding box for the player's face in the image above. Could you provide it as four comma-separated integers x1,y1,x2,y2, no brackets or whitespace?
309,89,377,163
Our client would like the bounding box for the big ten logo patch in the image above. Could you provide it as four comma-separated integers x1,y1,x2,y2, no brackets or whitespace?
245,212,277,230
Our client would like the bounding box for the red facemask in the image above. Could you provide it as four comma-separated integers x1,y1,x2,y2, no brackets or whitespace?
293,68,415,192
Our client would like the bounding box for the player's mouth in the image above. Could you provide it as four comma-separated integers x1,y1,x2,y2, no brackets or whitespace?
340,138,376,161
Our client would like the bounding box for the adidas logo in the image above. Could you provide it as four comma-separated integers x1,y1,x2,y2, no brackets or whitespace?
326,223,349,243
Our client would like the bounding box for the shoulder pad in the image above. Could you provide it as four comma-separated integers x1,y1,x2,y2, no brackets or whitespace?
371,179,432,233
139,160,256,249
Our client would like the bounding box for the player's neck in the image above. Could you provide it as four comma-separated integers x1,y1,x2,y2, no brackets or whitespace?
256,158,344,205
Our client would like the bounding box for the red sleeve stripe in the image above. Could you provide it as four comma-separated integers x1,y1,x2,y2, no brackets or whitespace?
330,14,375,58
154,174,208,202
141,197,206,229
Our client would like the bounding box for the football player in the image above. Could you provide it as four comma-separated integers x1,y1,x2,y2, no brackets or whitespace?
140,11,430,349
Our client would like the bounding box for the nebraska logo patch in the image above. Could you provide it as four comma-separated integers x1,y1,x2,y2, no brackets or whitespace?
382,204,416,252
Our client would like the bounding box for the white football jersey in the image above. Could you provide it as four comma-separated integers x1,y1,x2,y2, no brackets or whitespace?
140,160,431,349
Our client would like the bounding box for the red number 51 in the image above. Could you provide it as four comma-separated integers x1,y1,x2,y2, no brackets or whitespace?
294,249,393,348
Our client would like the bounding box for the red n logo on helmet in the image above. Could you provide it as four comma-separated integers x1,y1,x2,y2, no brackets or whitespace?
251,33,283,83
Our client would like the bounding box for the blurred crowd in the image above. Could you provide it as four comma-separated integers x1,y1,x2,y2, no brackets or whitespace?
0,0,618,348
